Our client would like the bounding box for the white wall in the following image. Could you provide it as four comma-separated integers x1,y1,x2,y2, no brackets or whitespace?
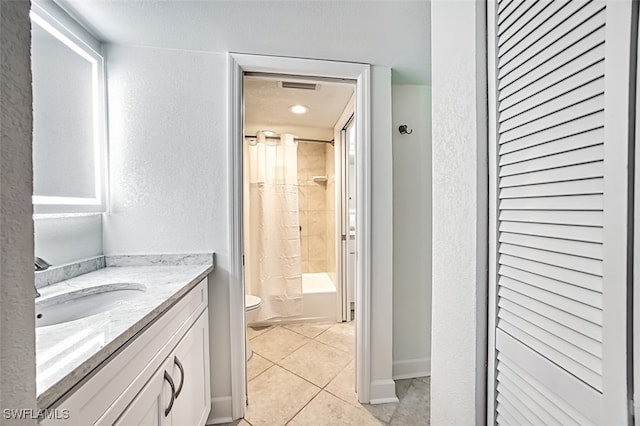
34,216,103,265
0,0,37,422
430,1,488,425
104,44,233,420
391,84,432,379
104,44,397,417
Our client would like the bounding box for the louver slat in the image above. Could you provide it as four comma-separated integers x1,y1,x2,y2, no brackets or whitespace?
498,243,602,275
499,161,603,188
498,96,603,145
499,58,604,115
499,276,602,323
496,371,560,425
498,1,558,52
498,194,602,211
499,144,604,176
498,0,569,51
499,298,601,357
498,210,603,227
499,254,602,293
498,286,602,341
499,232,602,259
497,362,576,425
498,0,517,16
498,2,603,76
497,383,544,424
499,127,603,165
498,0,535,34
499,78,603,133
499,220,603,243
499,40,605,103
499,178,604,199
499,264,602,307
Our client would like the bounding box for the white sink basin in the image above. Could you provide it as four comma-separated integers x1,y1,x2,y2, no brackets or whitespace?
36,283,146,328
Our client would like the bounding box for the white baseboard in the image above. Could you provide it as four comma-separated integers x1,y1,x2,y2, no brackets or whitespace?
369,379,399,404
206,396,233,425
392,357,431,380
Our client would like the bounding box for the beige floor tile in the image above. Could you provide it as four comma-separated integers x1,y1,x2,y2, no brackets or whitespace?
250,327,311,363
325,360,359,406
289,391,383,426
280,340,352,387
247,325,271,340
247,353,273,381
315,322,355,354
245,365,320,426
283,322,333,338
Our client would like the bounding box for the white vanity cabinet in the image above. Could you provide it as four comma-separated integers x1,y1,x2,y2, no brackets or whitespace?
41,278,210,426
116,311,210,426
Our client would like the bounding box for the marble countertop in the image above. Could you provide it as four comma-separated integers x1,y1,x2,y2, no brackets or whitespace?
35,259,214,409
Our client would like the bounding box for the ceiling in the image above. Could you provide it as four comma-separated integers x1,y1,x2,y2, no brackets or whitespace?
244,76,354,138
56,0,431,85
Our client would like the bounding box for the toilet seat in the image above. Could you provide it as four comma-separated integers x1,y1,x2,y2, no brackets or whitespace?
245,294,262,312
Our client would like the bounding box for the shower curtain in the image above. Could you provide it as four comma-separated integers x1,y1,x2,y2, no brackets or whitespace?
244,131,303,320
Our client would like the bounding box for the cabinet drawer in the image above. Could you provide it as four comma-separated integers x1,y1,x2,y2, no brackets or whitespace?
42,278,208,425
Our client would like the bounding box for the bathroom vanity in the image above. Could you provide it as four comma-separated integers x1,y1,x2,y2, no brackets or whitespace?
36,256,213,425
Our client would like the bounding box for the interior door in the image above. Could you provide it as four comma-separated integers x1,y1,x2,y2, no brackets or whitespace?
487,0,634,423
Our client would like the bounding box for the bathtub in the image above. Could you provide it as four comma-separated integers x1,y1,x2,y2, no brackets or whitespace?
300,272,337,322
251,272,337,325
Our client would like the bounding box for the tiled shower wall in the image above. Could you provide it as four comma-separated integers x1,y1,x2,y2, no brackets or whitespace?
298,142,332,273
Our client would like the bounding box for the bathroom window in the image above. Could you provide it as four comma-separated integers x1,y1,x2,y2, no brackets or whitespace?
30,1,107,215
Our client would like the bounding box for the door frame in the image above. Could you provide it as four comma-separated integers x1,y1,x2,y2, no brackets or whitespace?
228,53,372,418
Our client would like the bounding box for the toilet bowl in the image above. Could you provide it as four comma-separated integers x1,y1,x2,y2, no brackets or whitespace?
245,294,262,361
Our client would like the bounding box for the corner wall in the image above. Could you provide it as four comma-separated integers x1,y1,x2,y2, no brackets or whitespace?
430,1,488,424
391,84,432,379
103,44,232,422
0,0,36,421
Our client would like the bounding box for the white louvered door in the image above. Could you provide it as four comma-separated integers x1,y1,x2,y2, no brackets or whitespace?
487,0,634,424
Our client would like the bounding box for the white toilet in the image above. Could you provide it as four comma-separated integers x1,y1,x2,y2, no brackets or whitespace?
245,294,262,361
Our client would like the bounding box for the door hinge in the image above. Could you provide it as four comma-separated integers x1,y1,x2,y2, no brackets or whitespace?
342,234,347,241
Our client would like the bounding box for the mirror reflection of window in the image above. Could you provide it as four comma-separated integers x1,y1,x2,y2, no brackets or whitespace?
30,3,106,214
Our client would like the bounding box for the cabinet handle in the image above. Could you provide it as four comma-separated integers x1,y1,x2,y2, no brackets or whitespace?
163,371,176,417
174,356,185,398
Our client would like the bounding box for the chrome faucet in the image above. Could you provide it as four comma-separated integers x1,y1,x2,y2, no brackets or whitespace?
34,257,50,298
35,257,50,272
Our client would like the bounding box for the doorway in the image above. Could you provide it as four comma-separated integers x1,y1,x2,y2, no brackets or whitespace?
228,54,372,419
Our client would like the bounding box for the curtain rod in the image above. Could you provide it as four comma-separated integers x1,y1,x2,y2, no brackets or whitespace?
244,135,334,145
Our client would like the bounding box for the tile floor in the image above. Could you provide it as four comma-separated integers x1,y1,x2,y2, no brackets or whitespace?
219,321,430,426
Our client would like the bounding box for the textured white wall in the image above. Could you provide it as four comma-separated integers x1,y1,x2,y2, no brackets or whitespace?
34,216,103,266
391,84,432,379
430,1,488,425
0,0,36,422
104,44,232,418
104,44,398,415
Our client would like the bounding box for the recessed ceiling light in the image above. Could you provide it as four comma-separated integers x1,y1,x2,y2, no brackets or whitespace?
290,105,309,114
262,130,276,136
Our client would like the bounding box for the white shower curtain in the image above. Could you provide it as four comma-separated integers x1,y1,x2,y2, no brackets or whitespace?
244,131,303,320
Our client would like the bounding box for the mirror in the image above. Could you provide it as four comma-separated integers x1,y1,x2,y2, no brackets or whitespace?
31,3,106,214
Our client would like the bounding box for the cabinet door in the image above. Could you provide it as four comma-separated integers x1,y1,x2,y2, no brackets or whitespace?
115,358,175,426
169,309,211,426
